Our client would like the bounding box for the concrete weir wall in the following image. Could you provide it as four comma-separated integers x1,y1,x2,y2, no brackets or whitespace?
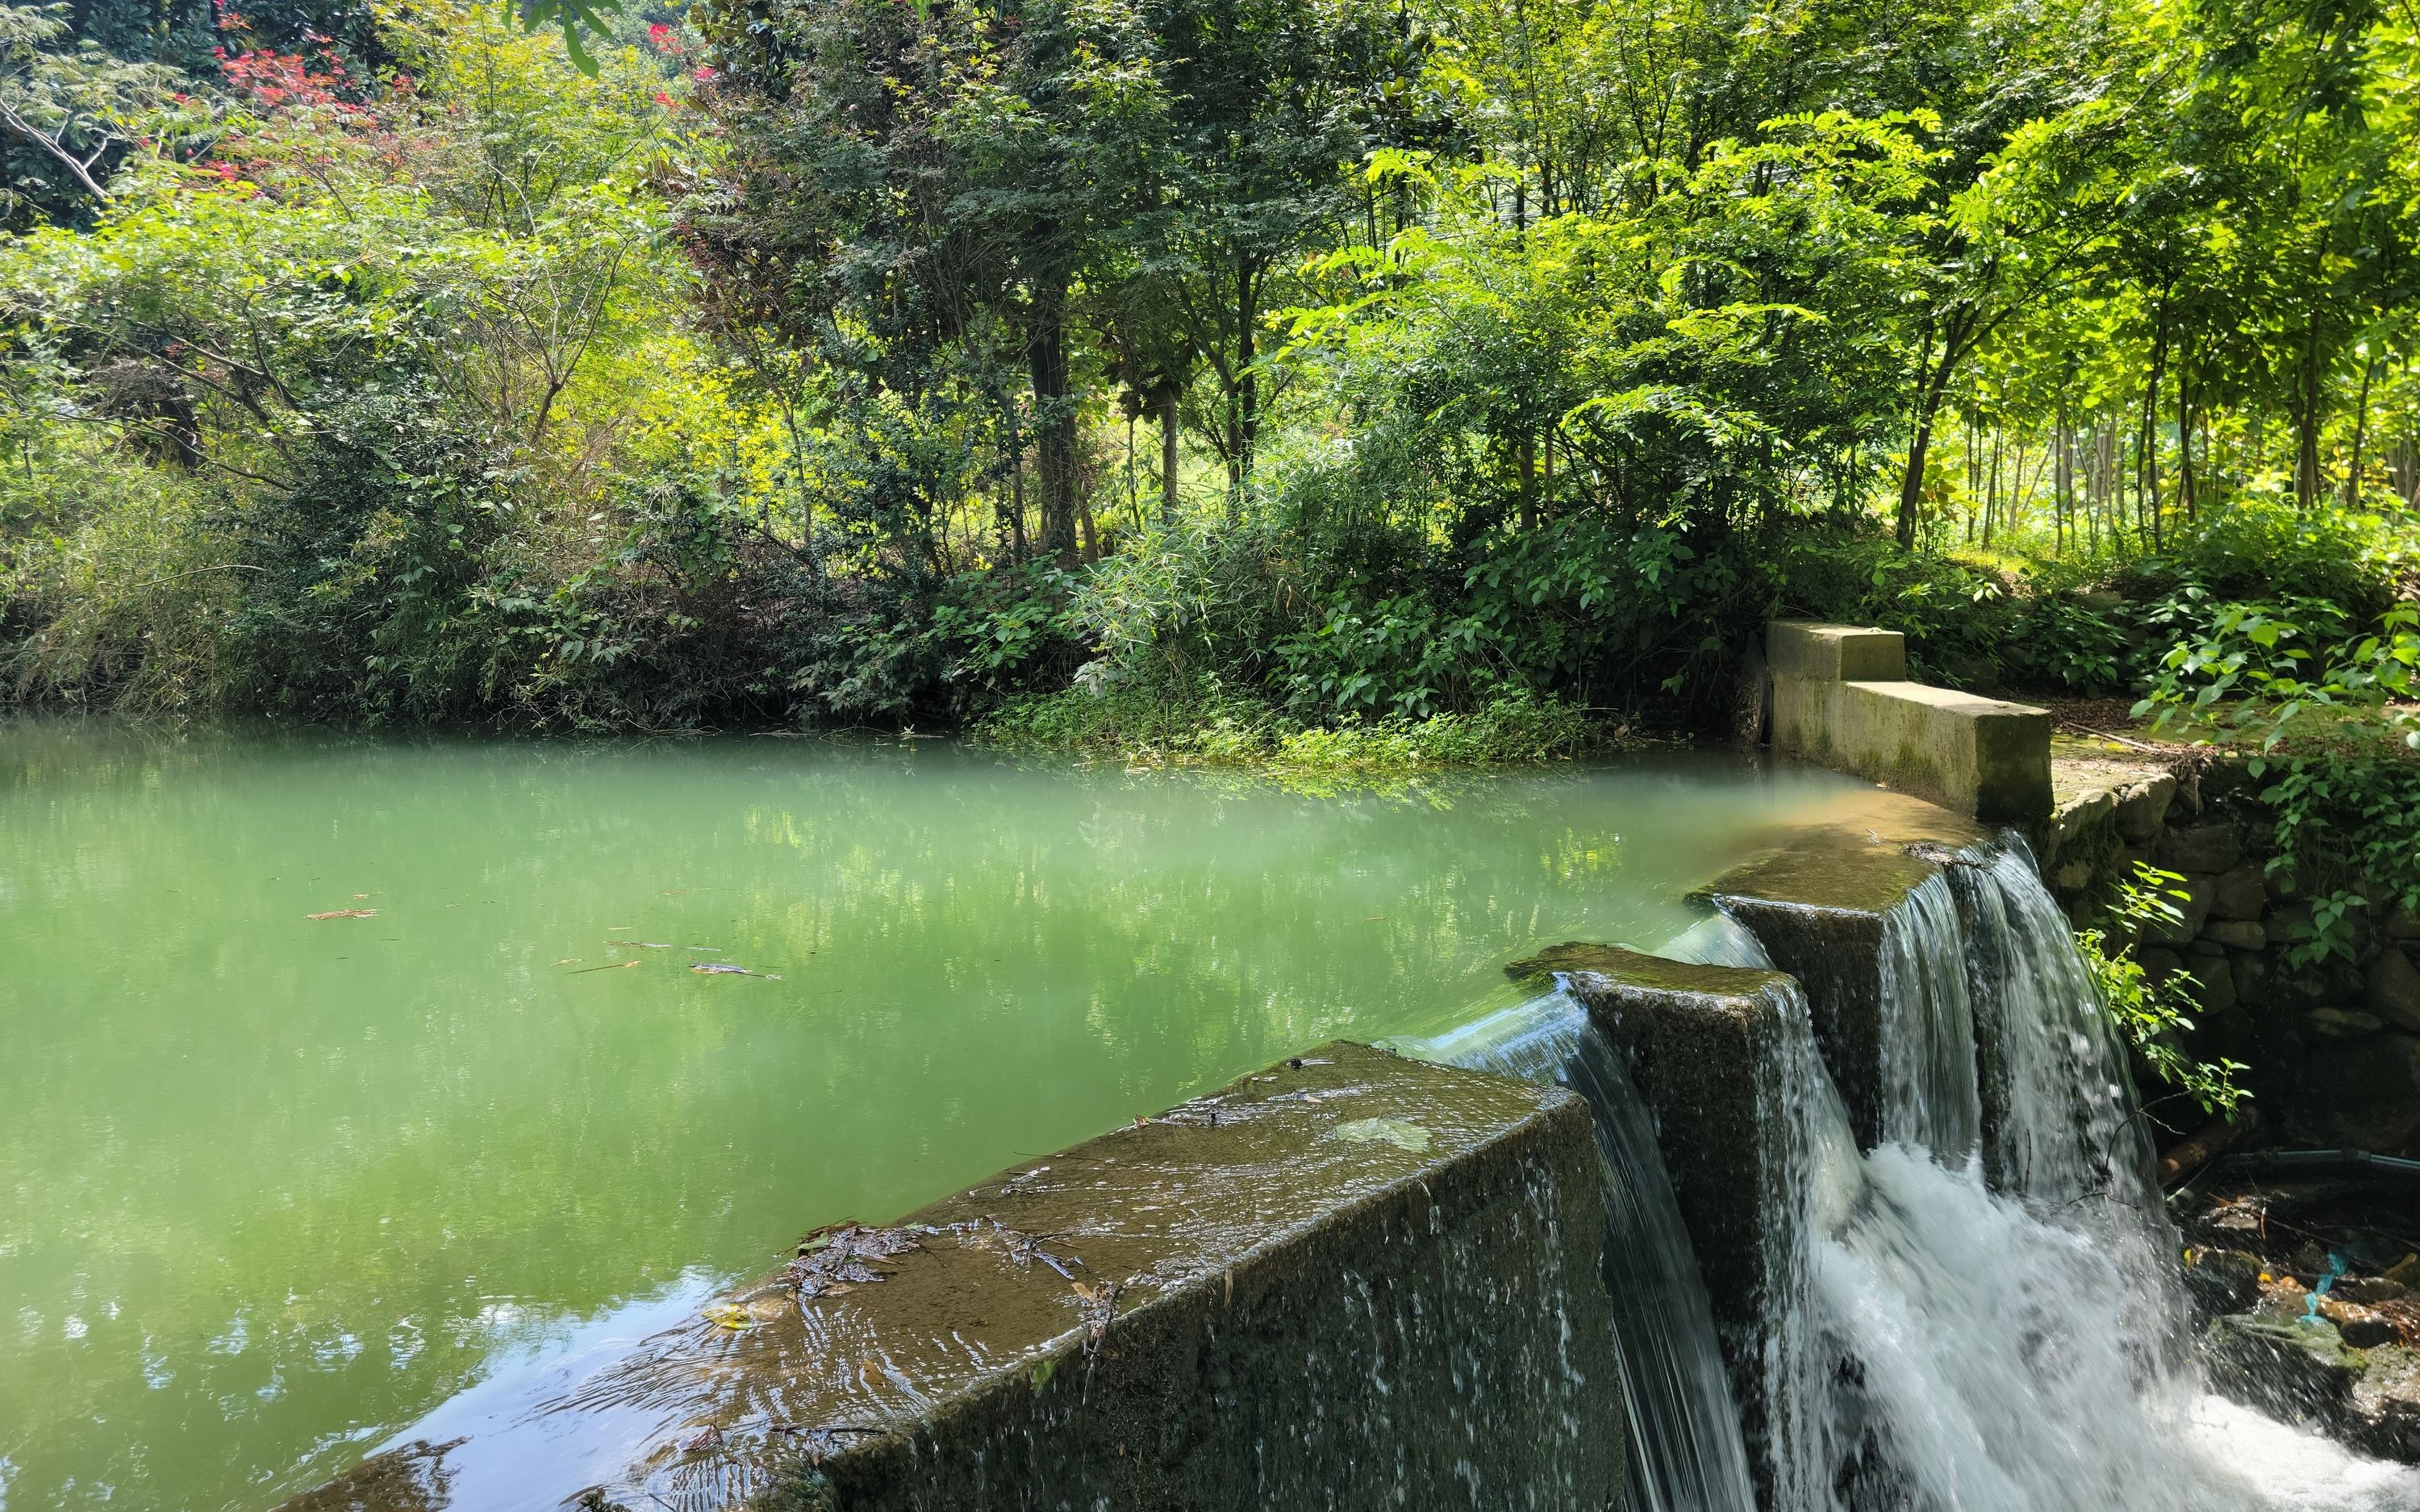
1512,943,1808,1510
1768,619,2052,823
286,1043,1626,1512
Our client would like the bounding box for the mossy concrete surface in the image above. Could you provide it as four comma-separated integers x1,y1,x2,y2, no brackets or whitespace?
1765,619,1909,682
1697,838,1946,1150
1518,943,1798,1505
282,1043,1624,1512
1767,621,2052,823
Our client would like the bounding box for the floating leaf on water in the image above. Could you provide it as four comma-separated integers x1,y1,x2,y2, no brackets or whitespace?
568,960,643,974
1331,1117,1432,1154
607,940,674,948
702,1303,754,1331
676,1422,724,1452
691,963,752,975
553,958,580,966
353,893,372,900
306,909,378,920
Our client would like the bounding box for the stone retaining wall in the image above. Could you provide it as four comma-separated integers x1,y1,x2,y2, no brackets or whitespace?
2039,759,2420,1154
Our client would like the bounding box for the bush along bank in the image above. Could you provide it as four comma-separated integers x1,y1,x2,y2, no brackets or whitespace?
2040,756,2420,1156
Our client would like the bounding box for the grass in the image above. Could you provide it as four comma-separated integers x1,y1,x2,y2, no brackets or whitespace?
972,684,1611,781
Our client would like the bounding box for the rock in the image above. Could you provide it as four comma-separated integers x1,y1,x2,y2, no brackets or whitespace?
2205,1314,2363,1426
2186,964,2239,1014
2211,864,2269,922
2338,1277,2413,1305
2387,1256,2420,1289
2053,860,2094,891
2389,905,2420,943
2268,903,2316,948
2305,1007,2385,1040
2114,776,2178,843
2139,947,2184,984
2141,876,2216,948
2321,1299,2402,1350
2184,1249,2267,1322
2233,952,2269,1006
2203,919,2269,951
2294,1031,2420,1154
2201,1004,2255,1056
2351,1347,2420,1463
2368,948,2420,1034
2161,823,2243,876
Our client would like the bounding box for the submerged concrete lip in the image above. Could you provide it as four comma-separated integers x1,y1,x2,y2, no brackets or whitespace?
1694,835,1949,920
281,1043,1603,1512
1510,941,1793,1003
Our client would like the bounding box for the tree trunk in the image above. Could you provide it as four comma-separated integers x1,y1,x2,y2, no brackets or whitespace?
1896,320,1964,550
1518,432,1538,531
2177,360,2197,523
1158,385,1179,524
1028,277,1079,567
2294,306,2323,507
2345,356,2376,507
1230,254,1261,510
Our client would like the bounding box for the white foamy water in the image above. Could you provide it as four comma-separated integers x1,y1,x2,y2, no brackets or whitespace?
1753,839,2420,1512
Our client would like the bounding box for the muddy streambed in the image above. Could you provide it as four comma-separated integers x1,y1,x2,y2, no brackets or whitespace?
0,720,1907,1510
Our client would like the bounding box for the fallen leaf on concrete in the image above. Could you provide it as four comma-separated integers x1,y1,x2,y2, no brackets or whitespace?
791,1223,923,1300
702,1303,754,1331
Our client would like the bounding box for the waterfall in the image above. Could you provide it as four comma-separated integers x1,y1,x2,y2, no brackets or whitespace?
1739,836,2420,1512
1874,870,1981,1164
1406,977,1761,1512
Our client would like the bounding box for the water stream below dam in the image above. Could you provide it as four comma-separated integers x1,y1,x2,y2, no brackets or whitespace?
1406,839,2420,1512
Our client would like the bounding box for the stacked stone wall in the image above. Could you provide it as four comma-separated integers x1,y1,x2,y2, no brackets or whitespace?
2038,762,2420,1153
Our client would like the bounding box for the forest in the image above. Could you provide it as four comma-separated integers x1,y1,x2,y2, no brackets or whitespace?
0,0,2414,758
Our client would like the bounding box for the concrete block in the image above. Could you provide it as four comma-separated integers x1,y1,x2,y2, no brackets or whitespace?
1696,838,1942,1151
2203,919,2269,951
1767,619,1907,681
1771,677,2051,823
282,1044,1625,1512
1523,943,1803,1510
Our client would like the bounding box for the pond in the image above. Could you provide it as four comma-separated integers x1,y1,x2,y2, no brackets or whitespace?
0,721,1888,1510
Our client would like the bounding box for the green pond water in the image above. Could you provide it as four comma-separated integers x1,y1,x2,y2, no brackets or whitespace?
0,721,1876,1510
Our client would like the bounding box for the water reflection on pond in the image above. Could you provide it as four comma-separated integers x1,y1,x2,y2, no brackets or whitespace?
0,722,1880,1509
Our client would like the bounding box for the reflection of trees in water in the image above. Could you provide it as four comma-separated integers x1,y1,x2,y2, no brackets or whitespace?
0,728,1822,1511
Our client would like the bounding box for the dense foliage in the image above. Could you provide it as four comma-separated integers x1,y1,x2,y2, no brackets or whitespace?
0,0,2414,748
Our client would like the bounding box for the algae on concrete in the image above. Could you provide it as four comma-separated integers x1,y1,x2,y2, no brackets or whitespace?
284,1043,1625,1512
1696,838,1947,1151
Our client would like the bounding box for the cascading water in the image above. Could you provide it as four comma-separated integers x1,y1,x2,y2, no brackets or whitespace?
1404,936,1763,1512
1732,835,2420,1512
1413,843,2418,1512
1873,870,1982,1164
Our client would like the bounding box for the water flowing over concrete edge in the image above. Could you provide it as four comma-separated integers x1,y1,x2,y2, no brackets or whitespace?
280,1043,1628,1512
